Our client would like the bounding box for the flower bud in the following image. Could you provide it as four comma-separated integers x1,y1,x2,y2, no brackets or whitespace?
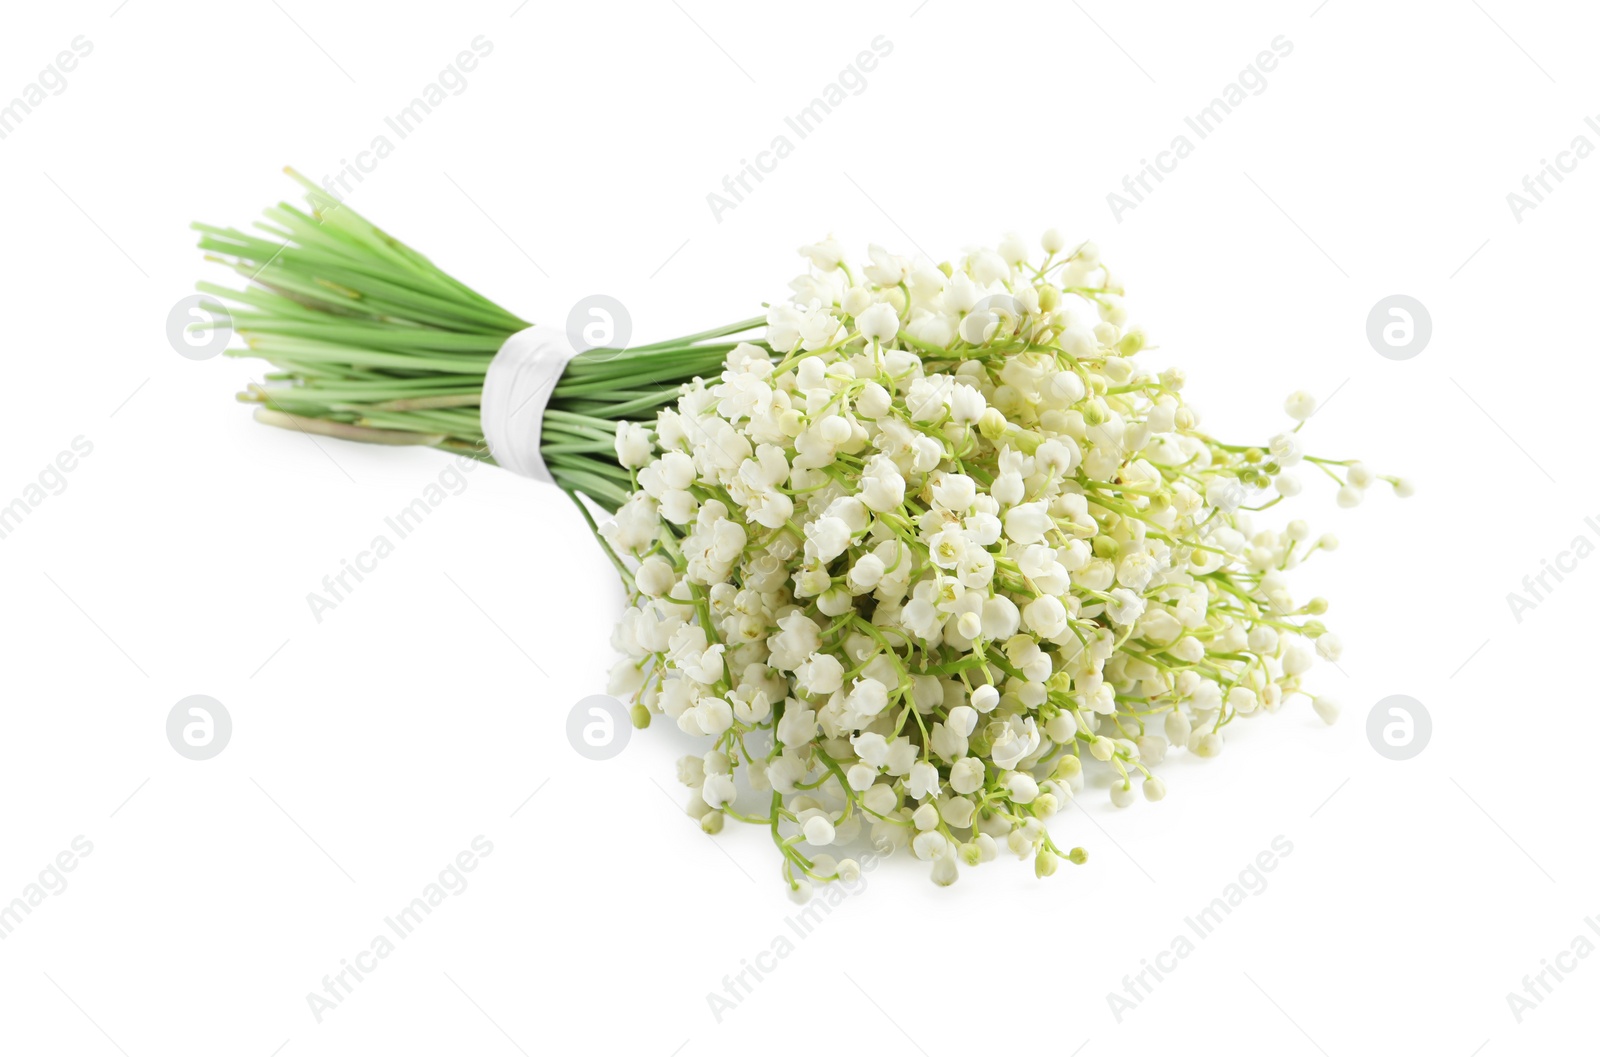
1284,390,1316,420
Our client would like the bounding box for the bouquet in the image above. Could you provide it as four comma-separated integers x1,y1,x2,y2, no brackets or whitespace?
195,171,1408,898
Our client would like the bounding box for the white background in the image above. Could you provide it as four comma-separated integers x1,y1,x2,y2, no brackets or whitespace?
1,1,1593,1053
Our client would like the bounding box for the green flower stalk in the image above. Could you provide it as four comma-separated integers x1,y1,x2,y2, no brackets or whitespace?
193,168,761,513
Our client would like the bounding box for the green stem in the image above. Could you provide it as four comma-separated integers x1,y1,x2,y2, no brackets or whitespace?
197,170,765,517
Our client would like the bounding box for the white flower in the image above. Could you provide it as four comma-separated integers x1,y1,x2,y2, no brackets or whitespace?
906,312,955,347
798,236,846,271
979,597,1019,640
659,489,698,524
1284,390,1317,420
702,773,735,809
802,815,836,845
846,553,886,594
1023,595,1068,638
947,704,978,737
990,717,1041,770
1003,771,1038,803
694,696,734,734
959,307,999,344
683,755,716,788
798,304,844,351
1115,551,1157,592
900,596,944,641
657,450,696,489
1004,501,1051,545
1044,711,1077,742
852,732,889,768
859,455,905,512
857,301,900,344
855,381,891,419
948,383,986,424
943,272,980,314
746,489,793,529
930,721,966,761
635,556,676,597
846,677,890,719
1106,588,1146,626
966,248,1009,285
765,303,804,352
776,704,815,747
927,525,969,569
795,653,844,695
908,760,940,800
939,795,976,828
1034,438,1080,476
863,244,910,287
1205,477,1244,512
949,757,985,794
1282,643,1314,676
805,515,852,562
912,830,948,861
932,472,977,512
614,422,652,468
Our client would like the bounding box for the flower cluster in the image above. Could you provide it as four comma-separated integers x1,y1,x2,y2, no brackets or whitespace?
600,232,1407,898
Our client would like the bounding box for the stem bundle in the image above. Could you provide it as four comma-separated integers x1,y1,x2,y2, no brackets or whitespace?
194,169,762,511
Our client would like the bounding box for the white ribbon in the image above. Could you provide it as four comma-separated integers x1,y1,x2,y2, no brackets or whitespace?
480,324,581,483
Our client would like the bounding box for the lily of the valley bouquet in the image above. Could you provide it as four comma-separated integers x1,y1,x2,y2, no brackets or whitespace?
195,172,1407,899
